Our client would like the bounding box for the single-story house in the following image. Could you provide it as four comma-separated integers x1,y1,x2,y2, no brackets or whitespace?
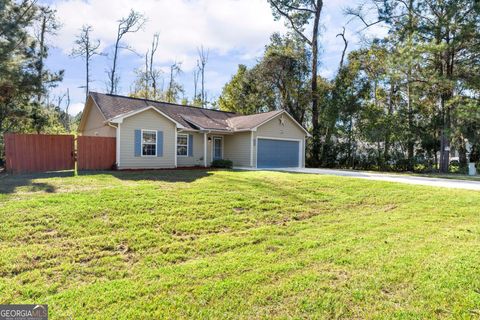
78,92,310,170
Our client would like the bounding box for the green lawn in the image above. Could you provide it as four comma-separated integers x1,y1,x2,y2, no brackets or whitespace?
0,170,479,319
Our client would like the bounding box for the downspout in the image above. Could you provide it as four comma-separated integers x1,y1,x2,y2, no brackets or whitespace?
174,127,178,168
204,132,208,167
250,130,254,167
204,130,211,167
107,122,120,169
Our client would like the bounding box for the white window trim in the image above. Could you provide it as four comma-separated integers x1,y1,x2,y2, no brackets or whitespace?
255,136,303,169
212,136,223,160
177,133,189,157
141,129,157,157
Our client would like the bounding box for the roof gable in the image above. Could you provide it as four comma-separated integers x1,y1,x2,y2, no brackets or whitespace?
78,95,106,132
109,106,185,128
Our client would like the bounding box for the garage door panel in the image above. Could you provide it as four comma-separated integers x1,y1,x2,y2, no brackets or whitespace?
257,139,299,168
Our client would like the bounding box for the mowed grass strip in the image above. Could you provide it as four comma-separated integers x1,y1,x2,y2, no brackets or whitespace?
0,170,479,319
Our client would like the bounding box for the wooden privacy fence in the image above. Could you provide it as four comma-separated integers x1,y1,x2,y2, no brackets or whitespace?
5,133,74,174
4,133,116,174
77,136,116,170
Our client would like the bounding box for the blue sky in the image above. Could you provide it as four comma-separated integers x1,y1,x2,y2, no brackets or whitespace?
42,0,385,115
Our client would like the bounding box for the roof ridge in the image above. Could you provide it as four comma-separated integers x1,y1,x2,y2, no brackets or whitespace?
90,91,237,115
231,110,282,118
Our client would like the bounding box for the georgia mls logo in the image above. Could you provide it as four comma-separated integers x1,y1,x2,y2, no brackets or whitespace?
0,304,48,320
31,305,47,319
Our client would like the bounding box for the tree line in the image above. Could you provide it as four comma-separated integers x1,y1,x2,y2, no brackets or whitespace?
219,0,480,173
1,0,70,164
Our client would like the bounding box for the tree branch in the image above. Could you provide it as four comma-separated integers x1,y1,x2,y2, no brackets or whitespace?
269,0,312,46
336,27,348,69
282,3,315,14
344,7,384,29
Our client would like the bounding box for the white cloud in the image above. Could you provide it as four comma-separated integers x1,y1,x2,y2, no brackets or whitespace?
68,102,84,116
44,0,388,108
51,0,286,72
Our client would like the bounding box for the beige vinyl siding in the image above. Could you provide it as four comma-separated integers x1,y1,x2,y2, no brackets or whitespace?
80,99,116,137
177,132,205,167
119,109,176,169
224,132,252,167
254,113,306,167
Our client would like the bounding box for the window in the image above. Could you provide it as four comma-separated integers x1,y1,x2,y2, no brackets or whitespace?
142,130,157,156
177,134,188,156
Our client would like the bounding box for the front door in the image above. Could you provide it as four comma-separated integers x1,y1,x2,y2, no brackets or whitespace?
213,137,223,160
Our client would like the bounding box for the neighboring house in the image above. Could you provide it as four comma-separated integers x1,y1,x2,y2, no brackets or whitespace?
78,92,310,169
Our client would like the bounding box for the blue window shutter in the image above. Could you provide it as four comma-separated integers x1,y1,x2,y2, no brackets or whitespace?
134,129,141,157
188,134,193,157
157,131,163,157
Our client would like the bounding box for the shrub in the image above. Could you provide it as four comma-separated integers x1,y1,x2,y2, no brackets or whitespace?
211,159,233,169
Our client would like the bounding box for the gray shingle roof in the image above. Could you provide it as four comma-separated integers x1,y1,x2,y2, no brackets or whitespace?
89,92,304,133
227,110,283,130
90,92,237,131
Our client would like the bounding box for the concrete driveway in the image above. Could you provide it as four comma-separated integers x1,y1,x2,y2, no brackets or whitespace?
235,167,480,191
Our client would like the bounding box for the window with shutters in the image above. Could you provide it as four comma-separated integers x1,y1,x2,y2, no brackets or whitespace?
142,130,157,156
177,134,188,156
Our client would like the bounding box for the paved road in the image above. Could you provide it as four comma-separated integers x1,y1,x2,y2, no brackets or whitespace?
235,167,480,191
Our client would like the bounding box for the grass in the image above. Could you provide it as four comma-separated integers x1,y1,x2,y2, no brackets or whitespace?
0,169,479,319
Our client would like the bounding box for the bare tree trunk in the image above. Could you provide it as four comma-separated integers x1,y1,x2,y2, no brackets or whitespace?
384,82,395,170
201,63,205,107
149,33,159,98
109,34,120,94
406,0,415,171
85,35,90,100
108,10,146,95
197,46,209,108
64,89,71,132
458,135,468,173
71,25,102,101
336,27,348,69
144,51,149,98
349,115,355,169
168,65,174,103
193,69,199,103
406,77,414,171
440,130,447,172
438,22,454,173
37,12,47,103
310,1,323,166
439,94,452,173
